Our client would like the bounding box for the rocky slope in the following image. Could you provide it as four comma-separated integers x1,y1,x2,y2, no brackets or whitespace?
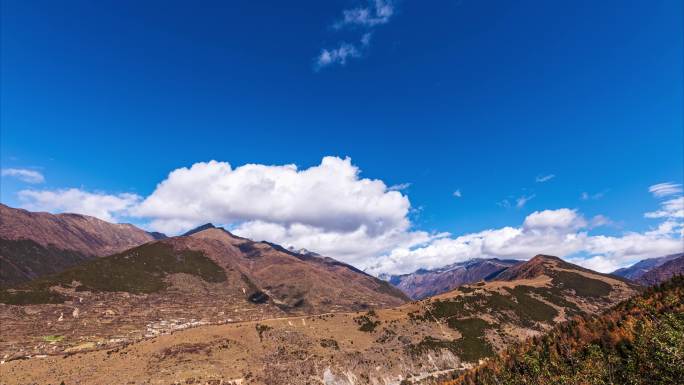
612,252,684,284
0,224,408,362
0,255,639,385
383,259,521,299
0,204,157,286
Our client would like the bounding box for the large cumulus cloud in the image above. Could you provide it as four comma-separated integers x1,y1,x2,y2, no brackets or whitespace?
132,157,415,236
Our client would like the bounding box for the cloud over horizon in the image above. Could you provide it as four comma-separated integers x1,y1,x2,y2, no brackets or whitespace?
12,157,684,276
1,168,45,184
18,188,141,222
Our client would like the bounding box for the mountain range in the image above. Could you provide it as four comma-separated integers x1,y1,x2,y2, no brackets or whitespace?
381,258,521,299
611,252,684,285
0,204,681,385
0,210,408,365
384,252,684,301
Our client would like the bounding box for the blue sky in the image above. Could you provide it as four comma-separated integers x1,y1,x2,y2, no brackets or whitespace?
1,0,683,274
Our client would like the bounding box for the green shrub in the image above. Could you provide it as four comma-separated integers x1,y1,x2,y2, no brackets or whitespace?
551,271,612,298
0,242,226,305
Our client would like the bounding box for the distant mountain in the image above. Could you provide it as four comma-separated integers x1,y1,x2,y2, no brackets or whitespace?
0,204,157,286
635,253,684,286
0,225,408,361
448,276,684,385
382,258,522,299
612,253,683,282
0,254,640,384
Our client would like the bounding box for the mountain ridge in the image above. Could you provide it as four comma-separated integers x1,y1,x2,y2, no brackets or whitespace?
612,252,684,283
635,253,684,286
0,204,157,286
0,223,409,362
382,258,522,299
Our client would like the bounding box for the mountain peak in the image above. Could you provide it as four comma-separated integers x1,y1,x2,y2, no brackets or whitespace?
495,254,565,281
182,223,216,236
529,254,563,262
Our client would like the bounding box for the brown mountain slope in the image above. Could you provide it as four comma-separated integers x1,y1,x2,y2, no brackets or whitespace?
185,225,409,311
0,255,639,385
0,204,156,285
612,253,683,281
439,276,684,385
636,253,684,286
384,258,522,299
0,204,154,255
0,225,407,361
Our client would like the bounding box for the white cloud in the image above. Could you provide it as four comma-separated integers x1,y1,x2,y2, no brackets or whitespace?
535,174,555,183
453,189,462,198
369,206,683,275
335,0,394,28
18,188,141,222
130,156,441,267
370,214,588,274
569,255,620,274
233,220,435,267
1,168,45,184
523,208,586,230
133,156,421,230
649,182,683,198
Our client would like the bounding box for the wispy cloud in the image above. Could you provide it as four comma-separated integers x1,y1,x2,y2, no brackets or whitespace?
516,194,536,208
535,174,555,183
315,1,395,70
645,196,684,219
453,189,462,198
315,33,373,70
388,182,411,191
315,42,363,69
649,182,683,198
581,190,607,201
334,0,394,29
497,193,535,209
1,168,45,184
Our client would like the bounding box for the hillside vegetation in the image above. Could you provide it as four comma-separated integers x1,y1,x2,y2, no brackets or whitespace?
440,275,684,385
0,239,91,287
0,242,226,305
